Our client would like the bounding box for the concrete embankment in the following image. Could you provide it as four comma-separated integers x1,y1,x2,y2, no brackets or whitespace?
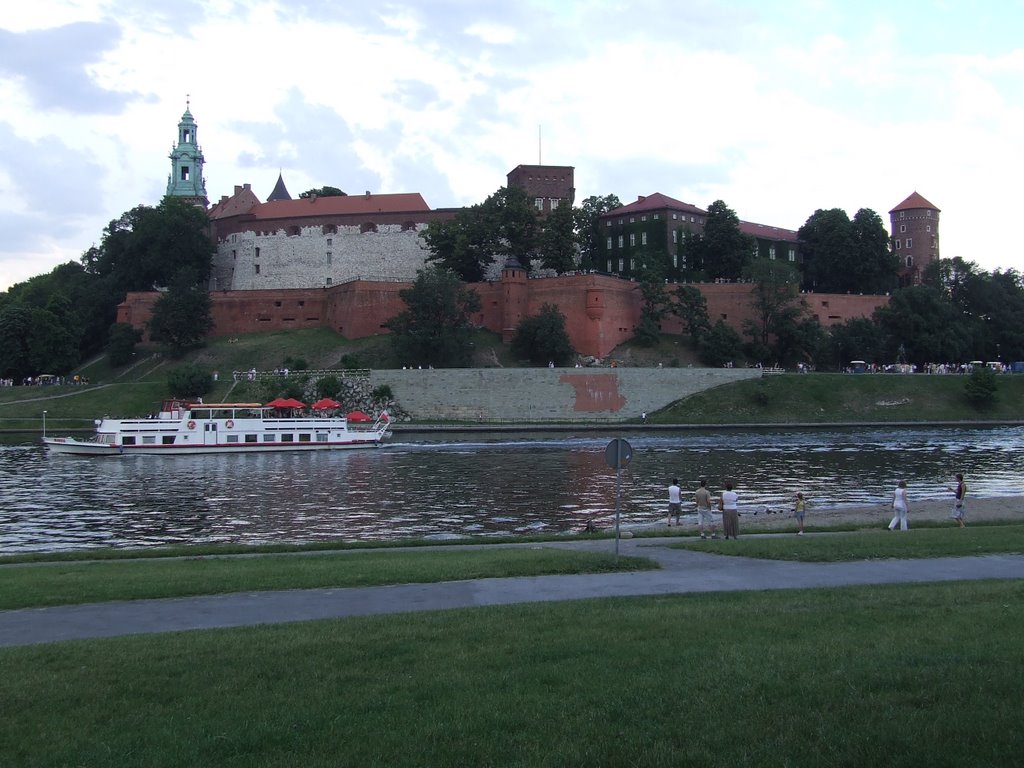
370,367,759,423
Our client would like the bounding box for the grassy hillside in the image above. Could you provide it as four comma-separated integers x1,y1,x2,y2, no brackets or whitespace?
3,330,1023,429
654,372,1024,424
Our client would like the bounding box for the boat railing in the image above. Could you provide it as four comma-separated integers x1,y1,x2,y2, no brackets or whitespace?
231,368,371,382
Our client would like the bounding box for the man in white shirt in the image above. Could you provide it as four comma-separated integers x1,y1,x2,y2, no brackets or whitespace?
667,478,682,527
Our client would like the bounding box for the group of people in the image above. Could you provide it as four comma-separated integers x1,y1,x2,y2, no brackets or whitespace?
888,473,967,531
666,472,968,537
666,478,743,539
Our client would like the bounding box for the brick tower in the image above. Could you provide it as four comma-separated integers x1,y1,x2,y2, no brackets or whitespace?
889,192,940,286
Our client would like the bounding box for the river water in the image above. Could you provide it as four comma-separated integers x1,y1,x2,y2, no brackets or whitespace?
1,426,1022,553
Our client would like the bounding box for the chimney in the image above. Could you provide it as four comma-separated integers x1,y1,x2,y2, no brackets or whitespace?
310,193,317,202
637,195,646,202
243,183,251,191
365,190,371,199
234,185,242,195
220,195,228,204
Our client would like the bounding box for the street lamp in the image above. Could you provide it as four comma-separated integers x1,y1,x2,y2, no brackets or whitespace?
42,410,47,437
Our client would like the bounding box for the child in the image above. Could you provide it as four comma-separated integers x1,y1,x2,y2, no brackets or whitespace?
794,492,806,535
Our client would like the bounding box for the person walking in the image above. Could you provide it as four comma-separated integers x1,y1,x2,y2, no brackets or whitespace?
720,481,739,539
794,492,806,535
888,480,910,531
667,478,682,527
948,473,967,528
695,478,717,539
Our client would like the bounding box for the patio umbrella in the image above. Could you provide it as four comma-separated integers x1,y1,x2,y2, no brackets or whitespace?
266,397,306,409
346,410,372,422
311,398,342,410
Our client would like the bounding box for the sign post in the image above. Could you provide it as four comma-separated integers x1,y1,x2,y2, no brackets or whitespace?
604,438,633,557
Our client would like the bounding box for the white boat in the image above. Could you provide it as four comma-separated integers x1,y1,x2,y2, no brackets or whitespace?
42,399,392,456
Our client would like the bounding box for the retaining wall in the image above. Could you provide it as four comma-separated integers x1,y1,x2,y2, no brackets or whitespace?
369,367,760,422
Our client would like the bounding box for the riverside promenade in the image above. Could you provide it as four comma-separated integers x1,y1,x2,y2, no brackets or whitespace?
3,536,1023,648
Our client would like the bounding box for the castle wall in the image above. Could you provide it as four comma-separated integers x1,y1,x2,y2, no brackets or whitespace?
369,367,759,422
117,277,889,357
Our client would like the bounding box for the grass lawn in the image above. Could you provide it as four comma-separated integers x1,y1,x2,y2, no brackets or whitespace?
0,547,655,610
1,580,1021,767
675,523,1024,562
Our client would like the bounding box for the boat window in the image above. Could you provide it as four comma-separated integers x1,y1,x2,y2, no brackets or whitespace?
227,435,239,443
162,436,176,445
123,436,136,445
143,436,156,445
263,434,275,442
281,434,294,442
245,434,258,443
299,434,312,442
317,433,328,442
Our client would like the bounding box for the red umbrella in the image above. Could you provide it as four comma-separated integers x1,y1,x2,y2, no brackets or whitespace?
311,398,342,410
266,397,306,409
346,410,372,422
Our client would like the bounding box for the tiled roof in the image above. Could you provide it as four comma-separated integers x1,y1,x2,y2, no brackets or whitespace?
208,185,261,220
606,193,707,217
248,192,432,220
739,221,799,242
890,191,940,213
267,173,292,202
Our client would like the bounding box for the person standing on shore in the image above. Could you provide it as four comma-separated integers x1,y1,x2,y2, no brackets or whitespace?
720,481,739,539
667,478,682,527
888,480,909,531
948,473,967,528
695,478,717,539
794,492,806,535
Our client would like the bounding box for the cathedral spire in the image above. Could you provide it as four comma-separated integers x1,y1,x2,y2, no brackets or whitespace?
166,99,208,207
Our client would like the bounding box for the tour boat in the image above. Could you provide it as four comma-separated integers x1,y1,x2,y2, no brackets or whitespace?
42,399,391,456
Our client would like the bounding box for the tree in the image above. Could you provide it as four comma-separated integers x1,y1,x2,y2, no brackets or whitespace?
827,317,886,369
849,208,899,294
511,304,575,365
633,260,671,346
107,322,144,367
538,201,578,274
964,366,998,406
385,267,482,367
574,194,622,270
0,306,33,379
670,285,711,347
873,285,971,367
741,259,811,363
166,363,213,399
699,320,744,367
147,275,215,356
696,200,755,280
422,186,540,282
299,186,346,198
798,207,898,294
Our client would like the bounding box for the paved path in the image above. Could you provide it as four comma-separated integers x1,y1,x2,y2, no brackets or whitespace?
3,538,1023,648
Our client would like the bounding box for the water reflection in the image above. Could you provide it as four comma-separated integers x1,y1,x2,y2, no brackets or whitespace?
1,425,1022,552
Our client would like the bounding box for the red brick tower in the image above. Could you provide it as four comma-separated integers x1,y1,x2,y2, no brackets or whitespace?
889,192,940,286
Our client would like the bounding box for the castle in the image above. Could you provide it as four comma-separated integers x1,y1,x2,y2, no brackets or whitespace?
118,106,925,357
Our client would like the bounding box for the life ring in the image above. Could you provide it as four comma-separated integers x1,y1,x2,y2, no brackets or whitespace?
187,420,196,430
225,419,235,429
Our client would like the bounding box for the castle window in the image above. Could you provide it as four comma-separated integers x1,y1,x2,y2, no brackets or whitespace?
906,256,914,268
254,247,260,259
618,235,623,248
255,264,261,274
402,221,416,231
895,239,901,249
672,253,678,268
535,198,544,211
181,166,190,181
323,225,337,235
900,211,905,218
607,259,613,271
275,301,282,308
232,250,236,260
926,210,932,217
629,217,635,223
926,225,931,232
326,277,332,286
360,222,378,233
607,236,613,250
769,246,776,260
653,214,659,220
618,258,624,272
550,198,560,210
326,252,332,264
629,234,636,247
183,129,191,143
326,238,333,246
788,247,795,262
641,215,647,222
641,232,647,246
672,213,678,220
672,230,678,244
288,226,300,236
900,224,906,232
906,238,912,248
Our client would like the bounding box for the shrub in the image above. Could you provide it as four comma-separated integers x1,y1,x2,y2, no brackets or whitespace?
371,384,394,403
167,363,213,399
316,375,340,399
964,367,998,406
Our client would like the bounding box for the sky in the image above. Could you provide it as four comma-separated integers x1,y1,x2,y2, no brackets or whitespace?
2,0,1023,291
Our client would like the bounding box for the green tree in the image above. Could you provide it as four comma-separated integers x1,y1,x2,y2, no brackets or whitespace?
873,285,971,367
299,186,346,198
511,304,575,365
27,307,80,374
385,267,482,367
538,201,578,274
799,207,897,294
670,285,711,347
0,306,33,379
167,363,213,399
827,317,886,369
699,320,744,367
107,322,144,367
696,200,755,280
147,275,215,356
633,260,670,347
742,259,812,364
964,366,998,406
849,208,899,294
574,194,622,270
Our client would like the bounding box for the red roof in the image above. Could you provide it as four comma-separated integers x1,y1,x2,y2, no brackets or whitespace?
890,191,939,213
606,193,707,218
739,220,799,242
247,192,431,220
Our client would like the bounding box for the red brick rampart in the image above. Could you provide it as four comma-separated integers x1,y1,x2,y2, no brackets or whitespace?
117,276,888,358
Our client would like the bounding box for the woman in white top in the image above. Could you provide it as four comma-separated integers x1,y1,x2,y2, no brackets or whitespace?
888,480,909,531
720,481,740,539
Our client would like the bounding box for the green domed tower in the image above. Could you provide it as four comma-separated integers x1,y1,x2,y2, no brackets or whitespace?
166,99,208,207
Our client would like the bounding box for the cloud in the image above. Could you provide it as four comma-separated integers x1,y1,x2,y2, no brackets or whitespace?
0,22,136,113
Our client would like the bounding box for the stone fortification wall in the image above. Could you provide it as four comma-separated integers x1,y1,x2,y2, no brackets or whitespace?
369,367,760,422
213,222,432,291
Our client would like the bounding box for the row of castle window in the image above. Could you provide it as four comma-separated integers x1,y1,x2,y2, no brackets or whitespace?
894,238,913,249
605,213,704,226
534,198,562,210
898,224,933,233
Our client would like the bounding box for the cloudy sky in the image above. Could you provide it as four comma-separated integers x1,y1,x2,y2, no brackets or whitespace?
2,0,1022,290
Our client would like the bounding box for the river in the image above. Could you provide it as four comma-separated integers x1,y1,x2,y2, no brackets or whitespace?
1,425,1022,553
